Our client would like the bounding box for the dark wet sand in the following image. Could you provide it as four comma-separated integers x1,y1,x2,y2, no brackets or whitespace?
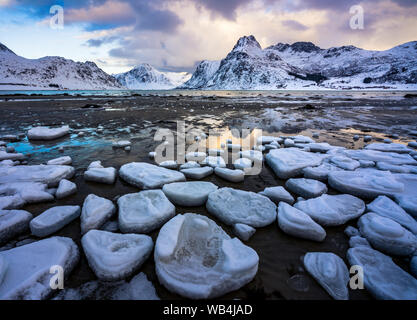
1,92,417,300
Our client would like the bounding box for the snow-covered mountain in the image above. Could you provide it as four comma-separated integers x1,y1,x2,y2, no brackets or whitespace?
181,35,417,90
114,64,191,90
0,42,122,90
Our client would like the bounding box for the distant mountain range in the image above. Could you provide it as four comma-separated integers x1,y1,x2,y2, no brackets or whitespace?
114,64,191,90
1,36,416,90
180,35,417,90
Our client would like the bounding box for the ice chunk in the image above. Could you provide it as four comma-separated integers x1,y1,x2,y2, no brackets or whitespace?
159,160,178,170
214,167,245,182
358,212,417,256
0,164,75,187
118,190,175,234
201,156,226,168
303,252,349,300
329,156,360,171
179,161,200,170
0,237,79,299
84,166,117,184
285,178,328,199
365,143,412,154
0,151,25,161
27,125,70,141
206,188,277,227
81,194,116,235
234,158,252,170
154,213,258,299
376,162,417,174
119,162,185,189
328,169,404,199
347,246,417,300
233,223,256,241
181,166,213,179
56,179,77,199
367,196,417,235
239,150,263,162
0,210,32,244
259,186,294,204
277,203,326,242
294,194,365,226
302,163,342,181
266,148,326,179
47,156,72,166
349,236,371,248
341,149,416,166
392,173,417,217
162,182,218,207
0,182,53,210
305,143,333,153
30,206,81,237
112,140,131,148
53,272,159,300
185,152,207,162
82,230,153,281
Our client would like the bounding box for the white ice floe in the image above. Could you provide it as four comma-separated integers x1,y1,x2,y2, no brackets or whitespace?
358,212,417,256
27,125,70,141
233,223,256,241
284,139,295,147
0,164,75,187
0,210,32,244
201,156,226,168
118,190,175,234
277,202,326,242
181,166,213,179
84,163,117,184
376,162,417,174
367,196,417,235
303,252,349,300
0,237,79,300
239,150,263,162
82,230,153,281
234,158,252,171
294,194,365,226
259,186,294,204
264,144,278,150
53,272,159,300
30,206,81,237
0,151,25,161
393,173,417,218
162,182,218,207
159,160,178,170
341,149,416,166
56,179,77,199
206,188,277,227
257,136,282,145
306,143,334,153
47,156,72,166
112,140,131,148
154,213,259,299
347,246,417,300
365,143,412,154
185,152,207,162
329,156,360,171
81,194,116,235
302,163,343,181
328,169,404,199
119,162,185,189
285,178,328,199
0,182,53,210
214,167,245,182
266,148,326,179
179,161,200,170
349,236,371,248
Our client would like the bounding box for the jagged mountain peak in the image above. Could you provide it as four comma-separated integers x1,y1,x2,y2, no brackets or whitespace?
0,43,15,55
232,35,262,52
268,41,321,53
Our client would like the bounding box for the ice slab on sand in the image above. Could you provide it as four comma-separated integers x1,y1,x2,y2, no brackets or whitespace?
30,206,80,237
27,125,70,141
154,213,258,299
180,166,213,179
266,148,326,179
277,202,326,242
358,212,417,256
233,223,256,241
56,179,77,199
341,149,416,166
47,156,72,166
0,182,54,210
81,194,116,235
285,178,328,199
0,210,33,244
294,194,365,226
84,164,117,184
0,151,25,161
82,230,153,281
214,167,245,183
302,163,343,181
364,143,413,154
347,246,417,300
259,186,294,204
119,162,185,189
118,190,175,234
304,252,349,300
201,156,226,168
206,188,277,227
0,237,79,300
162,182,218,207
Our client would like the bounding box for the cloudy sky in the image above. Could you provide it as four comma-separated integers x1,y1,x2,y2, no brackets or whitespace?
1,0,416,74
